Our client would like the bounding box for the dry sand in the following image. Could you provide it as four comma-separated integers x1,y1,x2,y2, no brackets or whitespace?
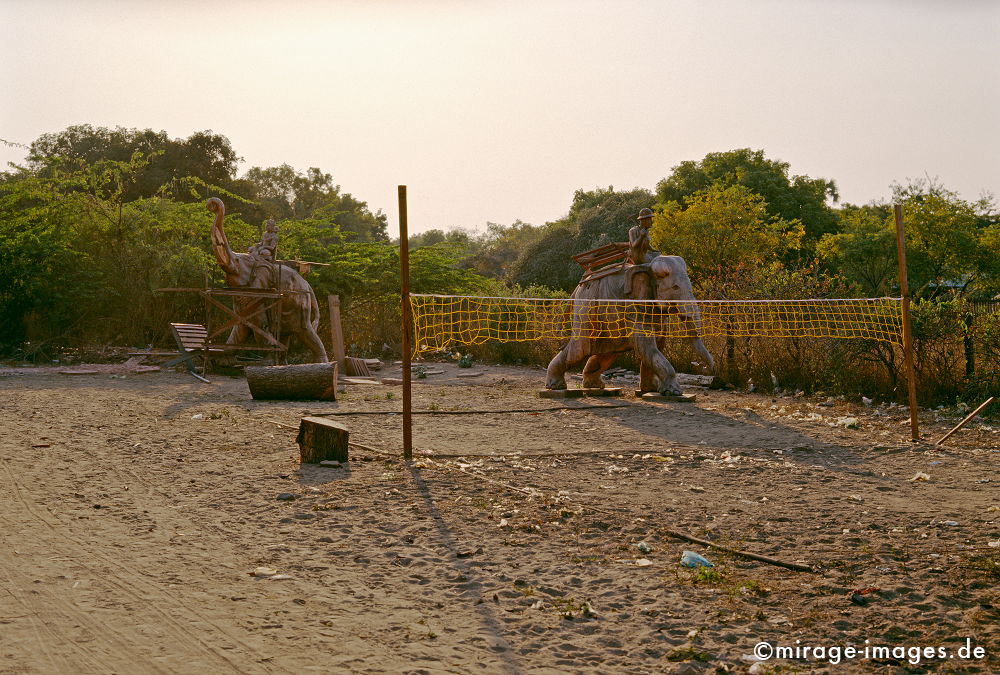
1,360,997,673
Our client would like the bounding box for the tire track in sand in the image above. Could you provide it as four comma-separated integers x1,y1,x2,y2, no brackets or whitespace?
0,456,277,674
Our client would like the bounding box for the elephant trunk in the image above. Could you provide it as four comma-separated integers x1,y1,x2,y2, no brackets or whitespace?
207,198,237,276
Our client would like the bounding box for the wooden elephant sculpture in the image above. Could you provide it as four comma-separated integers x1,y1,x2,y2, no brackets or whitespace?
208,198,328,363
545,255,714,395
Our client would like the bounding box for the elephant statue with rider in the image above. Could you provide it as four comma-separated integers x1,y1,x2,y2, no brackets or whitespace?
207,197,328,363
546,214,714,396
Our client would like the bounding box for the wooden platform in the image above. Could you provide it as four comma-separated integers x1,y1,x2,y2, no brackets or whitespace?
636,391,697,402
538,388,623,399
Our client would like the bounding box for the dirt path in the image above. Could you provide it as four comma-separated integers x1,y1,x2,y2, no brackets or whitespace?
1,364,997,673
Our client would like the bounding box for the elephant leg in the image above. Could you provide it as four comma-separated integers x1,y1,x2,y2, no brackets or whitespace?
633,335,681,396
546,339,589,390
297,325,329,363
582,353,616,389
639,361,656,393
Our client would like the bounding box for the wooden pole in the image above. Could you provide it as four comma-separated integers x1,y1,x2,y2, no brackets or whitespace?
894,204,920,442
398,186,413,459
327,295,346,375
935,397,994,446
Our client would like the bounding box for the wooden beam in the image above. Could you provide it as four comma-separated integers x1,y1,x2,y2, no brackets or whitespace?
935,397,994,446
399,186,412,460
894,204,920,442
328,295,347,374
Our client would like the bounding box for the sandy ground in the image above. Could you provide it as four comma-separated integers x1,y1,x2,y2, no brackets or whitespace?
1,360,998,674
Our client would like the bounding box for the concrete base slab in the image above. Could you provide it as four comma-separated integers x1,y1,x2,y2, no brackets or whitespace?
538,387,624,399
636,391,697,402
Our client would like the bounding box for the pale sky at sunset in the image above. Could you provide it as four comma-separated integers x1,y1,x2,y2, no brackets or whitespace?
2,0,998,237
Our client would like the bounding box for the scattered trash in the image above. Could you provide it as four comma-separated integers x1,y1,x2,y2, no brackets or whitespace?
637,542,652,554
458,354,474,368
679,550,713,568
849,587,880,605
939,520,959,527
635,558,653,567
191,413,204,420
862,396,873,407
835,416,860,429
910,472,931,482
251,567,278,577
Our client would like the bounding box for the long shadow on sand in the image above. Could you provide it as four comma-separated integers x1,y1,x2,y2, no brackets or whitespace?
575,394,895,476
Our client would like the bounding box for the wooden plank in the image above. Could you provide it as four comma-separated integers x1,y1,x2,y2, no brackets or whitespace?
637,392,697,402
537,388,623,399
346,356,371,377
328,295,347,374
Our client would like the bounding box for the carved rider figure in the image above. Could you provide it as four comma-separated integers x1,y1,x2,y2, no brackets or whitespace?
628,208,657,265
249,219,279,261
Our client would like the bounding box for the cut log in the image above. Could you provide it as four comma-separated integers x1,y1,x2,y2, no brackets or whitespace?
297,417,349,463
246,362,338,401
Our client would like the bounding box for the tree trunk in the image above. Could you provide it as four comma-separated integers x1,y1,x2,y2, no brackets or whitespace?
297,416,349,463
245,362,338,401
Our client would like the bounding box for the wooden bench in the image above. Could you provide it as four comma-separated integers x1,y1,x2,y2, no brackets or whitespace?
162,323,224,383
571,242,631,283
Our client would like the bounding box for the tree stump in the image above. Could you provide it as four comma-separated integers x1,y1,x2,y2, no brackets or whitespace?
245,362,338,401
297,417,349,463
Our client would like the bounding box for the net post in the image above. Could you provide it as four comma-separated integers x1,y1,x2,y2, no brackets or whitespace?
894,204,920,442
398,186,413,460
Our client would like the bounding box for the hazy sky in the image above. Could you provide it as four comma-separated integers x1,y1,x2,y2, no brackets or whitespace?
2,0,998,237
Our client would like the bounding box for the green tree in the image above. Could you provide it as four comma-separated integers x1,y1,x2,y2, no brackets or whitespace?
655,148,839,248
26,125,241,202
891,180,1000,298
650,184,803,278
816,204,898,296
510,187,654,291
819,182,1000,300
240,164,388,241
461,220,544,279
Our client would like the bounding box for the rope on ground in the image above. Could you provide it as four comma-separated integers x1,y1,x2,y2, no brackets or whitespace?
306,404,632,416
661,528,815,573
